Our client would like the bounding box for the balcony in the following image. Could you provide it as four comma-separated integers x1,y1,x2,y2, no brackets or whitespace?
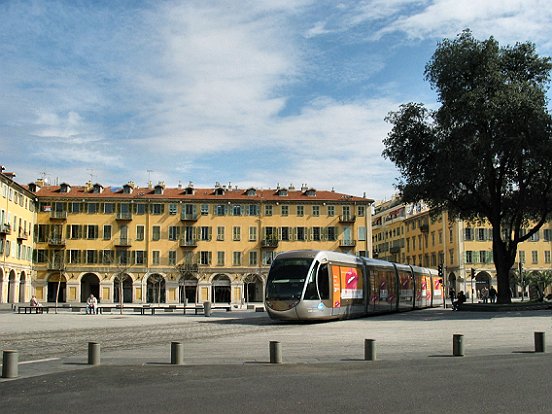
115,237,132,247
50,211,68,220
180,213,199,221
339,239,356,247
17,230,29,241
339,215,356,223
116,212,133,221
48,238,66,247
262,239,279,248
0,223,11,235
179,263,199,272
179,239,198,248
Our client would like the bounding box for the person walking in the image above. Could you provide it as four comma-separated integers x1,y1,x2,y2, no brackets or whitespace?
480,286,489,303
489,286,497,304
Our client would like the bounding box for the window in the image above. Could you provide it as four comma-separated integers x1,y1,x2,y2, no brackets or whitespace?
87,203,99,214
201,204,209,215
232,205,242,216
103,203,114,214
69,250,81,264
69,225,81,239
200,251,212,265
519,251,526,263
168,226,180,241
217,226,225,241
215,204,226,216
358,206,365,217
265,204,273,216
297,205,304,217
327,205,335,216
281,205,289,216
135,204,146,215
358,227,366,241
200,226,211,241
70,202,81,213
312,205,320,216
135,250,145,265
249,226,257,241
532,251,538,264
169,250,177,265
281,227,290,241
464,227,473,241
297,227,306,241
233,251,242,266
136,225,144,241
545,251,551,264
86,250,97,264
249,251,258,266
465,251,473,263
169,203,178,215
152,251,160,265
247,204,259,216
102,250,114,265
151,204,163,215
87,225,99,239
217,251,225,266
544,229,552,242
262,251,275,265
152,226,161,241
103,225,112,240
327,227,337,241
312,227,321,241
233,226,241,241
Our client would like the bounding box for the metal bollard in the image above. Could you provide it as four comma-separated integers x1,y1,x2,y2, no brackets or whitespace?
364,339,376,361
2,350,19,378
88,342,100,365
269,341,282,364
534,332,545,353
453,334,464,357
203,301,212,317
171,341,183,365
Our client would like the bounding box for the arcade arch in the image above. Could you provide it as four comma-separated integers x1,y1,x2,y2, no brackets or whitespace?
179,273,198,304
81,273,100,302
113,273,133,303
212,274,231,303
47,273,67,303
244,274,264,303
147,273,166,304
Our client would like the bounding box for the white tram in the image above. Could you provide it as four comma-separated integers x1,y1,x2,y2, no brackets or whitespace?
264,250,443,321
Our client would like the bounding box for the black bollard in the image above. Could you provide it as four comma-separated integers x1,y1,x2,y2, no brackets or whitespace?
88,342,100,365
453,334,464,357
364,339,376,361
2,350,19,378
534,332,545,353
171,341,183,365
269,341,282,364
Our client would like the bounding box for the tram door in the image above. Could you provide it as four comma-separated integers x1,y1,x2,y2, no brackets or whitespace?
329,263,364,317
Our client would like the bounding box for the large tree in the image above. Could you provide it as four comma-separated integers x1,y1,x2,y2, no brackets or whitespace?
383,30,552,304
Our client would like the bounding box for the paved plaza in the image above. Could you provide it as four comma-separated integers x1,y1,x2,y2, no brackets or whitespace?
1,305,550,377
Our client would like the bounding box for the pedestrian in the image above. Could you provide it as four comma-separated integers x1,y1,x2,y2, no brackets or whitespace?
452,290,466,311
86,294,98,314
480,286,489,303
489,286,497,303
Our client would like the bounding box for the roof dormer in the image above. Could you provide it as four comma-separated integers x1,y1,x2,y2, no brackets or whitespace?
154,181,165,195
92,183,104,194
245,187,256,196
303,187,317,197
60,182,71,193
28,182,41,193
123,182,135,194
276,188,288,197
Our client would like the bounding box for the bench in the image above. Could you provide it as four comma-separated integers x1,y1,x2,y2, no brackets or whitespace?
18,305,48,314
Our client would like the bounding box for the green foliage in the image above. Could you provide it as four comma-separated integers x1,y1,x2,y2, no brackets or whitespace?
383,30,552,303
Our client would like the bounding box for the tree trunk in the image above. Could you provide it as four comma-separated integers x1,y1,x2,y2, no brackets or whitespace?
492,235,515,304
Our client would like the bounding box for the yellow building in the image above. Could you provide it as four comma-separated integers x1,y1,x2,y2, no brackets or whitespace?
28,180,373,305
0,169,35,304
373,197,552,299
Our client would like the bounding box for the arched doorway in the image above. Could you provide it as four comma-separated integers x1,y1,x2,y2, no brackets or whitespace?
475,272,491,299
0,268,4,303
47,273,67,303
244,274,263,303
114,273,133,303
81,273,100,302
7,270,17,303
212,274,231,303
179,274,198,304
147,274,165,304
19,271,26,303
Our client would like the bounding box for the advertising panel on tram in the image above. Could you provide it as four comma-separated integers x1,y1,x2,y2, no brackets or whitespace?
329,263,364,317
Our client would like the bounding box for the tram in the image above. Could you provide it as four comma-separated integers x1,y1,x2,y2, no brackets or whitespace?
264,250,443,321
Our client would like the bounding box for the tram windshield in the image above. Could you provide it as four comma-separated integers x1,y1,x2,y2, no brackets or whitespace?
266,257,314,300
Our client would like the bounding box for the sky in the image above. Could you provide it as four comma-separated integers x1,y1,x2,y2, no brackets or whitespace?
2,0,552,202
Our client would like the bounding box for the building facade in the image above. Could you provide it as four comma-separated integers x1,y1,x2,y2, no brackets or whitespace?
0,170,35,304
372,195,552,299
17,179,372,305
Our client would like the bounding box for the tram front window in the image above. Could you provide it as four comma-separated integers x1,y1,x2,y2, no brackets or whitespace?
266,257,314,300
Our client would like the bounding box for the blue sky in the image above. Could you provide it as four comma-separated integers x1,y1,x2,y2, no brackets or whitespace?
2,0,552,201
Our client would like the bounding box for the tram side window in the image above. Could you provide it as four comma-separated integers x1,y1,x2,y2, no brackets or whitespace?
318,264,329,300
303,261,319,300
